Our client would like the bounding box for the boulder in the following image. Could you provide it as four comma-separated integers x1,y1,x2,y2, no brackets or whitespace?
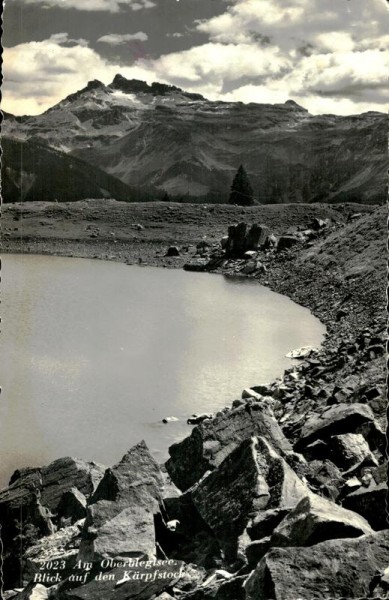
23,522,82,582
155,493,221,569
166,403,292,491
165,246,180,257
245,537,272,567
294,403,375,451
246,508,289,541
191,437,308,562
270,493,373,548
241,388,262,401
277,235,300,251
225,223,269,257
78,441,164,563
40,457,105,513
305,459,344,500
187,413,212,425
59,560,185,600
328,433,378,470
342,482,388,530
245,530,389,600
240,260,258,275
225,222,248,257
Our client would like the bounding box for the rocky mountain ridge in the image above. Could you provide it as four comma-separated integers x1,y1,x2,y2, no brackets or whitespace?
3,74,387,203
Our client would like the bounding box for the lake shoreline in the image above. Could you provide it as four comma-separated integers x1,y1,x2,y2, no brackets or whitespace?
0,201,386,599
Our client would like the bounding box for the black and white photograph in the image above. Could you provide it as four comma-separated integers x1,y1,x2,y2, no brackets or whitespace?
0,0,388,598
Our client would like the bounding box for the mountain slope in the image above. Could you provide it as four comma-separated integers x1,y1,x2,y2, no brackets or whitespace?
3,75,386,203
1,137,151,203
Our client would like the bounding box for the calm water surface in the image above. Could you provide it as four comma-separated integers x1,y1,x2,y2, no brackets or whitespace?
0,254,325,487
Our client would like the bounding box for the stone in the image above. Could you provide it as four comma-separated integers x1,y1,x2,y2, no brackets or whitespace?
59,560,185,599
156,492,221,569
11,584,50,599
243,250,257,259
78,441,164,563
240,260,258,275
23,522,82,582
220,236,229,249
246,224,269,250
328,433,378,470
305,459,344,500
303,439,330,462
271,493,373,549
191,437,308,562
342,482,388,530
165,246,180,257
214,575,247,599
162,416,179,423
241,388,262,401
294,403,375,451
187,413,212,425
277,235,300,251
245,538,272,567
246,508,289,541
286,345,318,359
40,457,105,513
57,488,87,524
166,403,292,491
245,530,389,600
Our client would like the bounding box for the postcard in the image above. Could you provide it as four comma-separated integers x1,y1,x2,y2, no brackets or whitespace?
1,1,387,599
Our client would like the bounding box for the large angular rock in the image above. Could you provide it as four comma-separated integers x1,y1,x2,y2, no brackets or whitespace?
0,458,105,589
23,522,82,582
245,530,389,600
40,458,105,513
328,433,378,470
59,560,185,600
191,437,307,562
295,403,375,451
166,403,292,491
156,492,221,569
79,441,164,563
225,223,269,258
271,493,373,548
342,482,388,530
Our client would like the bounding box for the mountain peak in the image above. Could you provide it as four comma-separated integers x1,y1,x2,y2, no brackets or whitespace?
110,74,205,100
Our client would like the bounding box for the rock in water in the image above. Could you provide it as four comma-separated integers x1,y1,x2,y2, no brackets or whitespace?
78,440,164,563
191,436,307,562
245,530,389,600
166,403,292,491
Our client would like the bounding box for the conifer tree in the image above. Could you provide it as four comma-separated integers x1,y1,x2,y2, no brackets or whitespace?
229,165,255,206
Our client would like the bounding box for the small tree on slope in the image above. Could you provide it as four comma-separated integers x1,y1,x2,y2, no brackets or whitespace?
229,165,255,206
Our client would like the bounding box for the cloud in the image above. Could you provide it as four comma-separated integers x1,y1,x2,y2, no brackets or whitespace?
48,32,89,46
153,42,291,86
22,0,156,12
97,32,148,45
2,38,155,115
3,0,388,117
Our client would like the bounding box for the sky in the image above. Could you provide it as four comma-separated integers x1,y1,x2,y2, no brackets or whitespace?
2,0,389,116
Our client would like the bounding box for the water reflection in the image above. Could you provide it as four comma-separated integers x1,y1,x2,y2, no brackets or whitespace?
0,255,325,488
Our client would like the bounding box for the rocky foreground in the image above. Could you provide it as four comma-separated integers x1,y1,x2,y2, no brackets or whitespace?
0,203,387,599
